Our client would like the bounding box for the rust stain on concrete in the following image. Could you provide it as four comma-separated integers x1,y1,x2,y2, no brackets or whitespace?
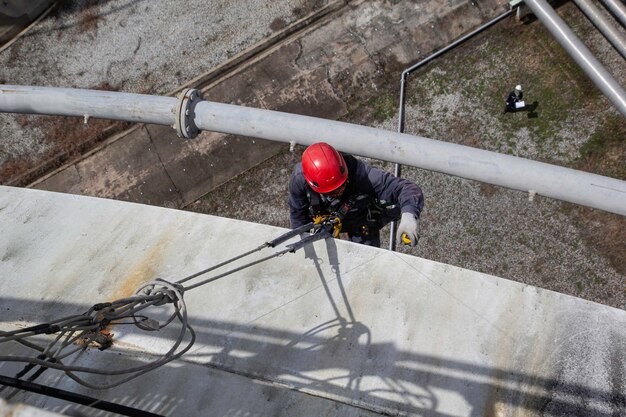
109,225,175,301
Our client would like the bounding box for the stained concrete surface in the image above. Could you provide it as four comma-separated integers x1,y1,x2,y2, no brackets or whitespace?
1,186,625,416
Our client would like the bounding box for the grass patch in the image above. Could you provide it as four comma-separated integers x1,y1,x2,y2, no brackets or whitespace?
340,86,398,125
572,114,626,275
570,206,626,276
391,2,626,294
578,113,626,180
369,94,397,123
575,281,584,293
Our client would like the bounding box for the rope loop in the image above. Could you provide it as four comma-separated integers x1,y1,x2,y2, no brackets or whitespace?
133,278,186,331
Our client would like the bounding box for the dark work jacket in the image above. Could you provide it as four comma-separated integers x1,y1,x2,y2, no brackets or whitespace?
288,153,424,233
506,91,523,109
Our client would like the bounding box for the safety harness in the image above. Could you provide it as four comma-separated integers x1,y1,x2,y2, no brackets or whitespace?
306,187,397,238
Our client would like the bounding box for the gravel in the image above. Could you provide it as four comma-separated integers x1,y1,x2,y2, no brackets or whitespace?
0,0,327,164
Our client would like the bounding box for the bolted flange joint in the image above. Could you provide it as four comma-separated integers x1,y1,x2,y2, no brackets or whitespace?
174,88,203,139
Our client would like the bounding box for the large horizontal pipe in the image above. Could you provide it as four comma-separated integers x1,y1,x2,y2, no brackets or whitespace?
574,0,626,59
523,0,626,118
0,85,177,125
1,85,625,216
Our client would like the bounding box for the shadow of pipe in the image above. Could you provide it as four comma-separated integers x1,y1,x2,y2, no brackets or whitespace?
1,236,624,416
2,292,624,417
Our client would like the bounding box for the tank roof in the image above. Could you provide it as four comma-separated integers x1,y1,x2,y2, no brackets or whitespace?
1,186,624,416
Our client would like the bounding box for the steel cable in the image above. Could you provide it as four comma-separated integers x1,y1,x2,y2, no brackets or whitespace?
0,229,327,390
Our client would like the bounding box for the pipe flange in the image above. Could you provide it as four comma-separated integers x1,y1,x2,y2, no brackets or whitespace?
174,88,203,139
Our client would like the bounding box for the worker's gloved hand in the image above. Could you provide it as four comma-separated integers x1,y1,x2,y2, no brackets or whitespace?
396,212,420,247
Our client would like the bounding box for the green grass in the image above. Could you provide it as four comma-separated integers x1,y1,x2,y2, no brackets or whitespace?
398,4,620,167
575,281,584,292
339,85,400,125
371,94,397,122
578,113,626,179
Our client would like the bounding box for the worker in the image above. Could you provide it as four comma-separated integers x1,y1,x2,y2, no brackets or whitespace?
288,142,424,248
503,85,525,113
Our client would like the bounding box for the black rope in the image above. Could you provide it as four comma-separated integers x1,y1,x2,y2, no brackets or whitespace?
0,374,164,417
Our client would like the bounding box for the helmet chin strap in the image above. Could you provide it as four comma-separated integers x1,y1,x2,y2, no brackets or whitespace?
322,194,342,207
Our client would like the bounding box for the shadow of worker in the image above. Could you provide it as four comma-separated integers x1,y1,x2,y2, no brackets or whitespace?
504,96,539,119
524,100,539,118
290,236,371,391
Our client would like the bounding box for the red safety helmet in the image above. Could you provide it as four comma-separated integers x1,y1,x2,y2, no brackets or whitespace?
301,142,348,194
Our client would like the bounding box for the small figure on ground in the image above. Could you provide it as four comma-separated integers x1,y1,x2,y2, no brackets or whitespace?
288,142,424,248
503,84,525,113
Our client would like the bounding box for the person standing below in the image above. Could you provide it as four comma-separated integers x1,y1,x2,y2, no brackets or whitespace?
503,85,525,113
288,142,424,248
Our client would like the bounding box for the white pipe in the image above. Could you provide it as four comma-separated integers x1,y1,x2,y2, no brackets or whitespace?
1,85,625,216
599,0,626,28
0,85,176,125
523,0,626,118
193,101,626,216
574,0,626,59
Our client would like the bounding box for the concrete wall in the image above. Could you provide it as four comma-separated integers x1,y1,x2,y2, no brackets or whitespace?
1,186,624,416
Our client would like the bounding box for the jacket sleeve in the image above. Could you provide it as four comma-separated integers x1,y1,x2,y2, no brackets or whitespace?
288,164,312,228
506,92,515,106
365,164,424,218
506,91,522,105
